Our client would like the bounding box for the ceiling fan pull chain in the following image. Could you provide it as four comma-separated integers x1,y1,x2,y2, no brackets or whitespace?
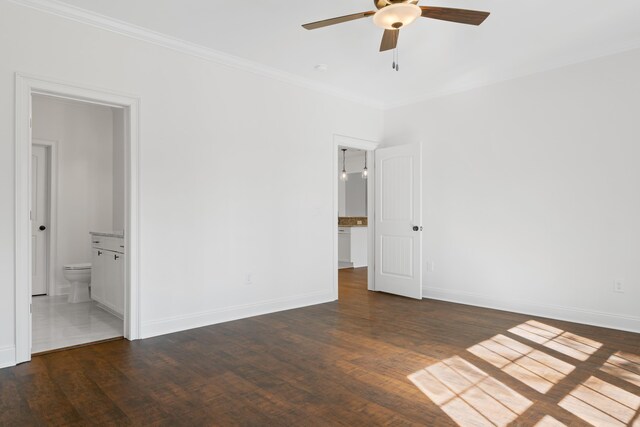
392,47,397,71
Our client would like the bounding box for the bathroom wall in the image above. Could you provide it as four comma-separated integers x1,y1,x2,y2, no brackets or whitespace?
112,109,125,232
32,95,115,293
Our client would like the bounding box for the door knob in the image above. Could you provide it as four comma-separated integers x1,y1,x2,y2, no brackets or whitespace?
39,225,46,231
114,254,120,260
412,226,422,231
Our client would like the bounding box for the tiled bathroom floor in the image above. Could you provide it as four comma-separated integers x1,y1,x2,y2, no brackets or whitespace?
32,295,123,354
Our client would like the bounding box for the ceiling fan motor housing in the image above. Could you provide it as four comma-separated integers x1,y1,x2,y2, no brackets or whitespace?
374,0,419,9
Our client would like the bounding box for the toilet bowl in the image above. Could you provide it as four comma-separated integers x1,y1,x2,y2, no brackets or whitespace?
63,263,92,303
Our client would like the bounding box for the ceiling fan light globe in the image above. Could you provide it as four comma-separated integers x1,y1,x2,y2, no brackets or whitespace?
373,3,421,30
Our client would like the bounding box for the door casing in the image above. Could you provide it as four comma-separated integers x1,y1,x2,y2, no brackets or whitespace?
14,73,141,364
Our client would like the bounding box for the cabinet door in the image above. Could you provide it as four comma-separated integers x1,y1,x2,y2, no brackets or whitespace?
104,252,117,314
338,233,351,262
91,248,106,304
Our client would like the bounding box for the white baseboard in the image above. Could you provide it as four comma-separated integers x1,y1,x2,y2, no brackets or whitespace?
424,286,640,334
96,303,123,320
141,290,335,339
0,346,16,369
55,283,70,296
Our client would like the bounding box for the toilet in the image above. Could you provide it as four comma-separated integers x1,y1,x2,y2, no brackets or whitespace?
63,263,92,303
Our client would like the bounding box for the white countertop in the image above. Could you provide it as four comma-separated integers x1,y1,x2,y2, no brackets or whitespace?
90,231,124,238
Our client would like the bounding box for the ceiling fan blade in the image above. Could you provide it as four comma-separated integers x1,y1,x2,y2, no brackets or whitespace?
380,29,399,52
302,11,375,30
420,6,490,26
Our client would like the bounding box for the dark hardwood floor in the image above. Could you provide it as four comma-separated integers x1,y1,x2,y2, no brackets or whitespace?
2,267,639,426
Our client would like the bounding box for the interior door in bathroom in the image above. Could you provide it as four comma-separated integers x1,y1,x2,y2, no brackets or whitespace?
31,145,50,296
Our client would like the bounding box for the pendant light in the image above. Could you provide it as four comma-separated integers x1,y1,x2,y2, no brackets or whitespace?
362,152,368,179
341,148,348,181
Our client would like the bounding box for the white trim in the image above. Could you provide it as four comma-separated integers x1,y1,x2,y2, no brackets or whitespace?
10,0,640,111
14,73,141,365
333,135,379,299
423,286,640,334
32,139,58,296
0,346,16,369
141,290,334,339
334,135,379,152
8,0,383,110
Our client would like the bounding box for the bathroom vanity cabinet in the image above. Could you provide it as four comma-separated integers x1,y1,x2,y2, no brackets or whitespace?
90,233,125,318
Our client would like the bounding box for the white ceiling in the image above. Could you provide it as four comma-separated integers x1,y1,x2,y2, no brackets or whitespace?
45,0,640,107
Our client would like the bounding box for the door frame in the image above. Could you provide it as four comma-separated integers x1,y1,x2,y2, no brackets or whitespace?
15,73,141,364
31,140,57,296
333,134,379,299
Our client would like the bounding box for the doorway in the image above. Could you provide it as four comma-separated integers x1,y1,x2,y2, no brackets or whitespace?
30,95,126,354
14,74,141,364
333,136,424,302
333,135,378,299
337,147,371,296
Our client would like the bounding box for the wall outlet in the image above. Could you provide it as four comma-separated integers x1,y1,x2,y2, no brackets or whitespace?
613,281,624,293
427,261,435,273
245,274,253,285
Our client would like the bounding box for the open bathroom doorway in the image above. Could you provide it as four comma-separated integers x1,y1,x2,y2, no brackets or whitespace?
29,95,126,354
15,74,140,364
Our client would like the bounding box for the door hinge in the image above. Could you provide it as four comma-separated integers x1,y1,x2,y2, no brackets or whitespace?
29,117,32,129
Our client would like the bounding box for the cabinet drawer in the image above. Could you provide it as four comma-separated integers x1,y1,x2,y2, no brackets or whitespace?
91,236,125,253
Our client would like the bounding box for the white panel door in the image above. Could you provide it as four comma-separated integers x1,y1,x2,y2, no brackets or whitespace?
375,144,422,299
31,145,49,296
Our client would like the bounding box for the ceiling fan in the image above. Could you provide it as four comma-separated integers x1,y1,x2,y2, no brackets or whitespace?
302,0,490,69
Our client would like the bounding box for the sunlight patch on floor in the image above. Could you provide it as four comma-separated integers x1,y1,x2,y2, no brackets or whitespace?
408,355,532,427
600,351,640,388
559,376,640,426
409,320,640,427
467,334,575,393
508,320,601,361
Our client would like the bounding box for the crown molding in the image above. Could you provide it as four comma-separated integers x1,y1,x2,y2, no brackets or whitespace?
385,38,640,110
8,0,385,110
9,0,640,111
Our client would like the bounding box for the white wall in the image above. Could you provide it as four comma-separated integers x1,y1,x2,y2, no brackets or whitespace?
345,173,367,217
338,150,367,217
0,1,382,366
112,109,125,232
384,48,640,332
32,96,115,293
338,151,346,217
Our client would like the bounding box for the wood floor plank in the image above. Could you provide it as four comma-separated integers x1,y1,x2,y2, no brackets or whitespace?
1,267,638,425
